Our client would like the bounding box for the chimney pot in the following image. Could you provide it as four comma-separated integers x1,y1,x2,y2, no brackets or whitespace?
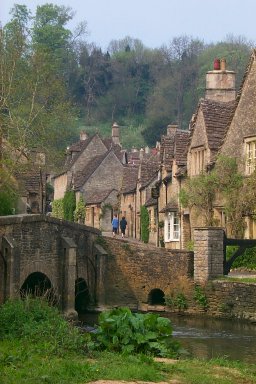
220,58,226,71
214,58,220,70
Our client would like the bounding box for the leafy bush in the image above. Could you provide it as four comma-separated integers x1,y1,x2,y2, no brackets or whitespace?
93,307,179,357
74,196,86,223
226,246,256,270
0,298,86,354
52,198,64,219
193,285,208,310
0,190,17,215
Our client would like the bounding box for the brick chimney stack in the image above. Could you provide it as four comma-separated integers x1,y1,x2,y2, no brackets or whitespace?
205,58,236,102
112,122,120,145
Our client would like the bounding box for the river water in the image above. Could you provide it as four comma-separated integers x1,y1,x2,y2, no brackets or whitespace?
81,312,256,364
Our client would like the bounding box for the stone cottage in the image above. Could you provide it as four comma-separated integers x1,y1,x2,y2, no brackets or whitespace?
219,50,256,238
158,125,190,249
53,123,127,231
186,59,237,233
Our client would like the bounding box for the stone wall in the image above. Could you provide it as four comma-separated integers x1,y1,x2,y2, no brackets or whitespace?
95,237,194,310
164,279,256,323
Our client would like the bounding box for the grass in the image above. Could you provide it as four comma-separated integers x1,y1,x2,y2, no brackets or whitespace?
1,342,256,384
0,298,256,384
220,276,256,283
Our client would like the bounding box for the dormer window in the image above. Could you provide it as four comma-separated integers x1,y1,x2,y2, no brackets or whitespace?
190,147,205,176
245,138,256,175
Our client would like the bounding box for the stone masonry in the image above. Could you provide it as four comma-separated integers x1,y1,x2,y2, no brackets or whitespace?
194,227,224,283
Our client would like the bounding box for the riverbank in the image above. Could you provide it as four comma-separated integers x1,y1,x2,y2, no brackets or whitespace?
1,340,256,384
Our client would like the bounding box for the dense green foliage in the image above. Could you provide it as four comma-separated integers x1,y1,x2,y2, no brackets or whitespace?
0,190,17,216
74,196,86,223
0,298,85,353
93,307,179,357
140,205,150,243
227,246,256,270
52,198,64,219
63,190,76,221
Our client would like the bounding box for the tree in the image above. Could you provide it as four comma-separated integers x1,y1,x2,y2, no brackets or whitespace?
0,3,81,182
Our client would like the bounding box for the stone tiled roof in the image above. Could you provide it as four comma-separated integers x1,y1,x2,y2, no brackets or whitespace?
160,129,190,171
73,152,108,190
189,98,237,154
140,156,160,189
236,49,256,101
175,131,190,165
145,197,157,207
85,188,118,205
159,199,178,213
120,165,139,194
201,99,237,151
15,169,44,195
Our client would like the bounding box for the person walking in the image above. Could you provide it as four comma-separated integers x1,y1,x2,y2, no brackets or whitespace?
120,216,128,238
112,214,119,237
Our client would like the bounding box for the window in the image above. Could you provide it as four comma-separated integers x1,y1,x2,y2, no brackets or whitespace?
164,211,180,242
245,138,256,175
190,147,205,176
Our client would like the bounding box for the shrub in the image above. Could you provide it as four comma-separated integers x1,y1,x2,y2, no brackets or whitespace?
0,190,17,216
93,307,179,357
52,198,64,219
226,246,256,270
193,285,208,310
63,190,76,221
0,297,86,354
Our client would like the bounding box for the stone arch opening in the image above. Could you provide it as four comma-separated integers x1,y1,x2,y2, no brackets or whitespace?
20,272,56,304
148,288,165,305
75,278,90,314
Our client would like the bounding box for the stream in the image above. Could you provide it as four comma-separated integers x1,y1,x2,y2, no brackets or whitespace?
80,312,256,364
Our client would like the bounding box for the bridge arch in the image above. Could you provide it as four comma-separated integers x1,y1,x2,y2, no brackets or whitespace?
75,278,90,315
148,288,165,305
20,272,57,303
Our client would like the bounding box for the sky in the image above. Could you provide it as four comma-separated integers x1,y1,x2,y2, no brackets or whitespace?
1,0,256,50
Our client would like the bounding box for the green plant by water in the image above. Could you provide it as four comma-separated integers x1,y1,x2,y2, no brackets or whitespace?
92,307,179,357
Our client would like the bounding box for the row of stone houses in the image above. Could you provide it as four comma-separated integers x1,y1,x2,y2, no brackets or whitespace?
53,50,256,247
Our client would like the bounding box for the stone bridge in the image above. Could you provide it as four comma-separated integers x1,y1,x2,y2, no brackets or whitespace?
0,215,194,317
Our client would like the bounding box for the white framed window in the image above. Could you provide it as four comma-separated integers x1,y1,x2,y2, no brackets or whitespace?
245,138,256,175
164,211,180,242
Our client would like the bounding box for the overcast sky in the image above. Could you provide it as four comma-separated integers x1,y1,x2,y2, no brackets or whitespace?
1,0,256,50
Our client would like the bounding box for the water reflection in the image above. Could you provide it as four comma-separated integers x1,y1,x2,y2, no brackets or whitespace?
80,313,256,363
167,315,256,363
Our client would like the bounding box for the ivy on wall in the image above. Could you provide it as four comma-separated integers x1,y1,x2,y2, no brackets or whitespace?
140,205,149,243
74,196,86,223
63,190,76,221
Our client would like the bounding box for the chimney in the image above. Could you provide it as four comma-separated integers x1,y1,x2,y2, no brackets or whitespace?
205,58,236,102
167,124,178,136
80,131,88,141
111,122,120,145
139,148,144,160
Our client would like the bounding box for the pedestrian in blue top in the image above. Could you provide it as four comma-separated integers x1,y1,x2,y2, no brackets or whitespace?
112,214,119,237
